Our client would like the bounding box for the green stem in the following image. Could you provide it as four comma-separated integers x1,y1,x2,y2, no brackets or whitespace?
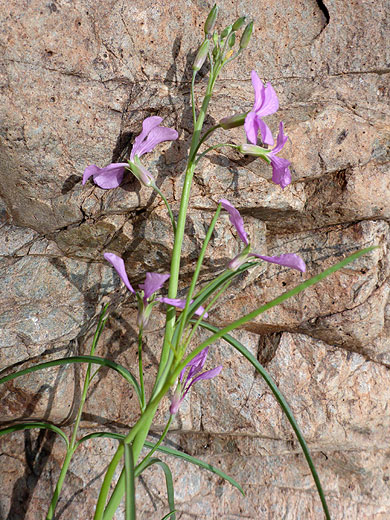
135,416,173,474
197,123,221,148
138,331,145,411
195,143,238,166
191,71,197,125
153,184,176,234
124,443,136,520
172,204,221,353
153,64,219,394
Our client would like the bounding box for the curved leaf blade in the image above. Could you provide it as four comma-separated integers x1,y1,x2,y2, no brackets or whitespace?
136,457,175,520
0,421,69,447
144,440,244,496
0,355,142,404
195,320,330,520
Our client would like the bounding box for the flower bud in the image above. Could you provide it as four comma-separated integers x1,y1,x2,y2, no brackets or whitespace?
193,39,210,71
204,4,218,36
232,16,246,31
228,32,236,48
219,112,247,129
239,20,253,49
238,143,271,162
220,25,232,40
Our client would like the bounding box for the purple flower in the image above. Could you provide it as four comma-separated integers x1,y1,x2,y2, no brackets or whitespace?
268,122,291,190
170,347,222,415
104,252,169,327
244,70,279,146
82,116,178,189
219,199,306,272
104,253,206,326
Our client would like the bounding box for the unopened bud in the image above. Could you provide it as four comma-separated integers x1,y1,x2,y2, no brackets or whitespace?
204,4,218,36
193,39,210,71
219,112,247,129
228,32,236,48
220,25,232,40
240,20,253,49
232,16,246,31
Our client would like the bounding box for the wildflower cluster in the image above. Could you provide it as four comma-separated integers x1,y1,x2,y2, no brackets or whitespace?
2,5,374,520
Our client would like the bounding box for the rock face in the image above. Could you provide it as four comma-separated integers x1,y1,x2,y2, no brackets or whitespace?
1,0,390,518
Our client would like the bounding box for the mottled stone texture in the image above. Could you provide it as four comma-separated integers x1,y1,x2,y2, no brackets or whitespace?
0,0,389,518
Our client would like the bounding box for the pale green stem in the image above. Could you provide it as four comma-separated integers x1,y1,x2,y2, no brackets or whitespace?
138,330,145,412
195,143,238,166
135,416,173,473
99,53,226,520
153,65,218,395
191,71,197,125
153,184,176,234
172,204,222,353
124,443,136,520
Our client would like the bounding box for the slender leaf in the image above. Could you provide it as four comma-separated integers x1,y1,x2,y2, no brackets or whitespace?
0,355,142,404
124,443,136,520
160,512,176,520
76,431,243,498
76,431,125,449
136,458,175,520
195,320,330,519
0,422,69,448
143,440,244,496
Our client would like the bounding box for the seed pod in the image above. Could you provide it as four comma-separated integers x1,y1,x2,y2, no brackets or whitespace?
239,20,253,49
204,4,218,36
232,16,246,31
193,39,210,71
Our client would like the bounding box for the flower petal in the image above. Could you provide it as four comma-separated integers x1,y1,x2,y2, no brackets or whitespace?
244,110,260,145
270,155,291,189
104,253,135,293
182,365,222,399
133,126,178,158
83,163,128,189
256,82,279,117
131,116,163,159
139,272,170,301
251,70,265,113
257,118,274,146
219,199,249,246
271,121,288,154
251,252,306,272
186,347,210,381
158,297,209,318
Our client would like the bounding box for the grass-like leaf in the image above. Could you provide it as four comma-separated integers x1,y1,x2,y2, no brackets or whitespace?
160,511,176,520
144,440,244,496
75,431,243,498
136,458,175,520
195,320,329,518
0,355,142,404
0,421,69,447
